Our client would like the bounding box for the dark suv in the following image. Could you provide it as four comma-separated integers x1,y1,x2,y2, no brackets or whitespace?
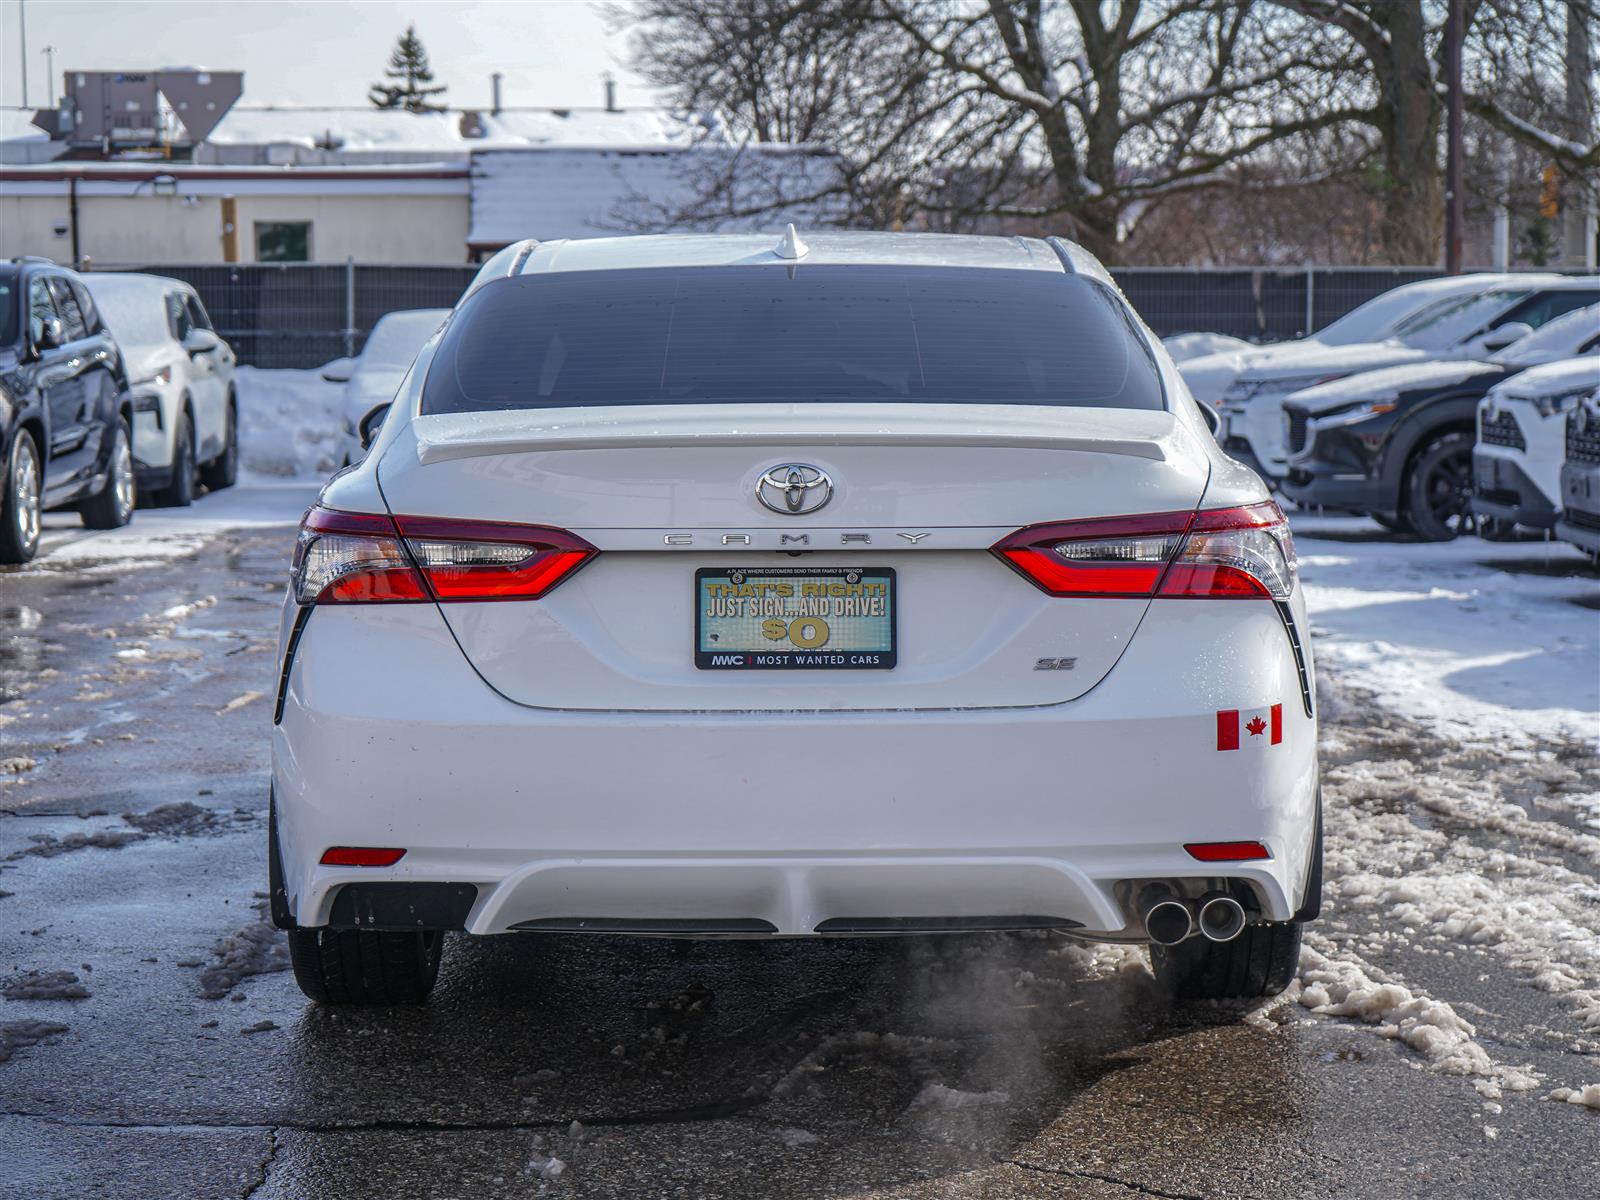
1,258,135,563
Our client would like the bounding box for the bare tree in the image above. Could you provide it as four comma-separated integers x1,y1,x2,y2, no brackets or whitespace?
624,1,1368,261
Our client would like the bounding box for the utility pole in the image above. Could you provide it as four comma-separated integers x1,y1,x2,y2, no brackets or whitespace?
43,44,54,107
1565,0,1595,267
1444,0,1465,273
18,0,29,108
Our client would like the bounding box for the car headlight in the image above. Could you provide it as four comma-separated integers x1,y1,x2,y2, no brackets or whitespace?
1534,388,1591,419
1226,374,1344,404
1304,399,1397,426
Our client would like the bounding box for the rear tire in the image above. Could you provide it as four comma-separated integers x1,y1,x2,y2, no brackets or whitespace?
157,410,196,508
1150,921,1303,1000
79,417,136,530
287,927,443,1005
198,398,238,491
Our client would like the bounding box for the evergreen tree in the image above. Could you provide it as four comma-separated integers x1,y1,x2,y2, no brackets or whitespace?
369,24,448,113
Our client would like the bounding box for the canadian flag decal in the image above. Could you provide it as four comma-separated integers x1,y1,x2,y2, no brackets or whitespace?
1216,704,1283,750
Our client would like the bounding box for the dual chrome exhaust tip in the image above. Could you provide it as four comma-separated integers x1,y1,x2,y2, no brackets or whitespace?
1140,888,1248,946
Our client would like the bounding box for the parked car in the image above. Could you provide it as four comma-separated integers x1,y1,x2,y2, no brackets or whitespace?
270,230,1321,1007
319,308,449,468
1556,388,1600,565
1180,272,1555,408
1278,303,1600,540
0,257,135,563
1471,336,1600,535
1163,331,1252,362
80,273,237,507
1219,277,1598,482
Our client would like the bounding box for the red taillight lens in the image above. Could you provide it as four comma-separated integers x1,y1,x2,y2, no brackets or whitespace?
992,512,1194,598
993,502,1295,600
292,507,597,605
1185,841,1271,862
320,846,406,867
393,516,596,602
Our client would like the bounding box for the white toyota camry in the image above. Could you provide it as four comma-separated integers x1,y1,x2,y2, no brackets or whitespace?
270,231,1321,1006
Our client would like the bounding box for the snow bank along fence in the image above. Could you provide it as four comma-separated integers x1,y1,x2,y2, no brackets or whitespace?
100,262,1530,370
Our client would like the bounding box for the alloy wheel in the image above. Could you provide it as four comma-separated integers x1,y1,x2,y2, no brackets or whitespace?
110,425,135,523
13,437,41,553
1420,444,1474,537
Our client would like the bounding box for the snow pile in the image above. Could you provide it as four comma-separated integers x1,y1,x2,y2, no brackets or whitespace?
3,970,91,1001
123,803,226,838
235,365,344,479
0,1020,69,1063
1549,1085,1600,1110
1297,940,1539,1090
1294,517,1599,747
197,901,289,1000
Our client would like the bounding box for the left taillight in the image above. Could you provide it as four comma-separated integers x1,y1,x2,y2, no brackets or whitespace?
993,502,1296,600
292,506,597,605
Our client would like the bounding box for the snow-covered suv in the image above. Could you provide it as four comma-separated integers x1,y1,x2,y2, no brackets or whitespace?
1557,389,1600,563
1219,277,1596,481
81,273,238,506
1472,323,1600,534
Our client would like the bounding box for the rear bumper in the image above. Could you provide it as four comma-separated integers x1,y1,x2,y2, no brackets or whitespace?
272,600,1319,939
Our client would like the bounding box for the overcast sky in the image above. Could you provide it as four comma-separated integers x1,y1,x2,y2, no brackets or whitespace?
1,0,651,111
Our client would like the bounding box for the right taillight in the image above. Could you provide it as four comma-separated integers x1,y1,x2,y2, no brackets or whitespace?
993,502,1295,600
292,506,597,605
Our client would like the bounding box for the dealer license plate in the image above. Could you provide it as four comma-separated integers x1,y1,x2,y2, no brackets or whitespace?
695,566,896,670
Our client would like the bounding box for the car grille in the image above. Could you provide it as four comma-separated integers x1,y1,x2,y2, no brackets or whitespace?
1567,508,1600,532
1480,410,1525,450
1567,413,1600,465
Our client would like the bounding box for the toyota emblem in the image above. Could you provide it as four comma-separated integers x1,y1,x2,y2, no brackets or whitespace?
756,463,833,515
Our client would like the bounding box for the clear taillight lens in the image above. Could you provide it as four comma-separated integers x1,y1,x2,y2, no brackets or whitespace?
292,508,427,604
993,502,1295,600
291,507,596,605
1164,504,1296,599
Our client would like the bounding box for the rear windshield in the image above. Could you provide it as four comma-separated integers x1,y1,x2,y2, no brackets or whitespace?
421,266,1165,414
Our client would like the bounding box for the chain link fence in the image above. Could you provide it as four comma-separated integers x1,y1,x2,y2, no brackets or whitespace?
104,261,1554,369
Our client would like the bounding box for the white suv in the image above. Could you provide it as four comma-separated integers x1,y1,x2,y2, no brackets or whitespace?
319,308,450,469
1557,389,1600,562
1472,307,1600,533
81,273,237,506
269,231,1321,1006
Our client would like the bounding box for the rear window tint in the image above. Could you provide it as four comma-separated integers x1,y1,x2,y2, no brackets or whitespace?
421,266,1164,414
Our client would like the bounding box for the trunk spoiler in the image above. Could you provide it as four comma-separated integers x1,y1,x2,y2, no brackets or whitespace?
411,405,1176,464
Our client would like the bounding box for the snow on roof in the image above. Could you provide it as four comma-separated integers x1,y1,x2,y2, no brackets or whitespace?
0,109,48,143
206,106,717,152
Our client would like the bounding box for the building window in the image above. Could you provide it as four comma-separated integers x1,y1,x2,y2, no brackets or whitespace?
255,221,311,262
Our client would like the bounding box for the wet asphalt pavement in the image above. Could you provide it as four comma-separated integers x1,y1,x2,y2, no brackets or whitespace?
1,500,1598,1198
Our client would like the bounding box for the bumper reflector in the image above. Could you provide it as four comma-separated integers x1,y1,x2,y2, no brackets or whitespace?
1184,841,1271,862
320,846,407,867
